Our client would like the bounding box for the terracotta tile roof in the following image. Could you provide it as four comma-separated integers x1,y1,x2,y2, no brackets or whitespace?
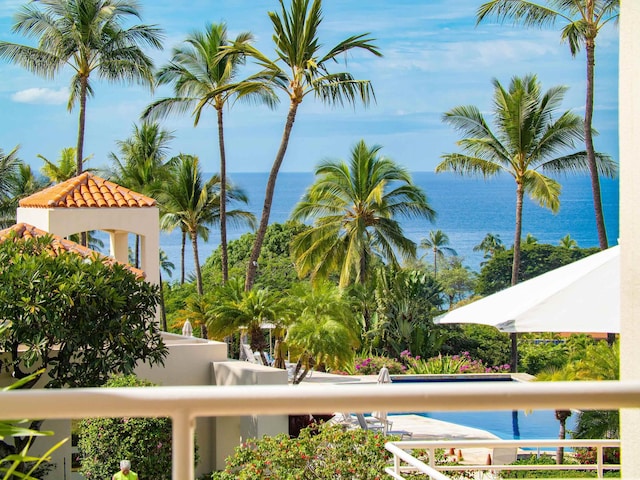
0,223,146,279
18,172,157,208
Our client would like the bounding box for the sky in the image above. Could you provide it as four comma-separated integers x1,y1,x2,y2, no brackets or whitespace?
0,0,619,174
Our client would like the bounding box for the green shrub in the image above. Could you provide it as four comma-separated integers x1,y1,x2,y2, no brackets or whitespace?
402,351,510,374
77,374,189,480
212,423,396,479
502,453,620,477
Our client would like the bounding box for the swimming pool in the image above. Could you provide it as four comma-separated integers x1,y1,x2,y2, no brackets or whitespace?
404,409,577,440
391,374,577,440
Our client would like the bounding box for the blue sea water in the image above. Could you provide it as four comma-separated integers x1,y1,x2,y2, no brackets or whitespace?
160,171,619,279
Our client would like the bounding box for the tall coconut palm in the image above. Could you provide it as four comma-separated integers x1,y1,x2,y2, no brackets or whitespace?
420,230,457,278
158,155,255,295
291,139,435,288
477,0,619,250
142,23,277,284
436,74,617,371
0,0,163,176
217,0,382,291
38,147,92,183
559,233,578,249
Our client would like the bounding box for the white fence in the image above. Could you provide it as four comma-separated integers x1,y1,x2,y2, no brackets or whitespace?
2,380,638,479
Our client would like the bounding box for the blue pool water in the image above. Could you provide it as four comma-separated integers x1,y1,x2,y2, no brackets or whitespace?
391,375,578,440
405,409,577,441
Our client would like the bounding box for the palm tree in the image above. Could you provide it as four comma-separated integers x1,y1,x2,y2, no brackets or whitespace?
436,74,617,371
0,0,163,176
142,23,276,285
523,233,538,245
286,281,360,384
108,121,174,267
0,146,26,228
38,147,92,183
158,155,255,295
473,232,505,260
158,249,175,332
420,230,457,278
207,278,287,366
218,0,382,291
477,0,619,250
559,233,578,249
290,139,435,288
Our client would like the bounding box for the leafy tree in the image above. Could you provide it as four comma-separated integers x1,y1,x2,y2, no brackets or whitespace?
202,220,310,291
440,324,511,368
1,161,50,228
420,230,457,278
291,140,435,288
0,146,23,228
476,243,599,296
158,154,255,295
143,23,276,284
0,0,162,175
218,0,382,290
78,374,185,480
523,233,539,245
437,256,477,309
477,0,620,250
0,233,167,461
286,281,360,383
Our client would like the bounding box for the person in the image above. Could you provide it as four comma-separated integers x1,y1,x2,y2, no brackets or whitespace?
112,460,138,480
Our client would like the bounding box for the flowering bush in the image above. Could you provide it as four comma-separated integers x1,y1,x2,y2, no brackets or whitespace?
212,423,397,479
574,446,620,465
402,351,510,375
354,355,406,375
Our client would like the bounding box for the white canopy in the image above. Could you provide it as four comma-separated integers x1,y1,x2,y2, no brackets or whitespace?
434,246,620,333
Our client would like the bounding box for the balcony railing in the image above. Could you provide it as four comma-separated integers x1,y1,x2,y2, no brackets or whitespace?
2,380,639,479
385,439,621,479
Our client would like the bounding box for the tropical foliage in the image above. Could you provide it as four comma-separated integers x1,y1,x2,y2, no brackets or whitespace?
77,374,188,480
0,0,163,175
437,74,616,287
420,230,457,277
218,0,382,290
212,423,397,480
144,22,276,283
477,0,620,250
291,140,435,287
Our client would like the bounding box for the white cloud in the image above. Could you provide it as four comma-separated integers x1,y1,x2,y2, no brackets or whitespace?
11,87,68,105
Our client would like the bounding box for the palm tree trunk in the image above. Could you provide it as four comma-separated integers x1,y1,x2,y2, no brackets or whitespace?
159,270,168,331
217,107,229,284
190,230,203,295
180,230,186,284
77,76,89,246
555,409,571,464
510,181,525,372
584,37,608,250
433,248,438,278
245,102,300,291
135,234,140,268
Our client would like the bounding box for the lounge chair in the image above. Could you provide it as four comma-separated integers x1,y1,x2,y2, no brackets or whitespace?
354,413,413,439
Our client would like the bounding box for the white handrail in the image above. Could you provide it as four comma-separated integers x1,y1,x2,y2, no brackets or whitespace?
385,439,621,479
2,381,638,479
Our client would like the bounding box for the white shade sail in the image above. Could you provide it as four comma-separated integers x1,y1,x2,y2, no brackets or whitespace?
434,246,620,333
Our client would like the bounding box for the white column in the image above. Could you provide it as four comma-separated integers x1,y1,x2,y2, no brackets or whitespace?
172,409,196,480
109,231,129,264
619,0,640,476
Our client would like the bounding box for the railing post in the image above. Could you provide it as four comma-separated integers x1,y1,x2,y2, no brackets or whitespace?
394,452,401,475
597,444,604,478
172,409,195,480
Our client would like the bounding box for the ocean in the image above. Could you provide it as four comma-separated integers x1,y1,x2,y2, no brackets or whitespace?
159,171,620,279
